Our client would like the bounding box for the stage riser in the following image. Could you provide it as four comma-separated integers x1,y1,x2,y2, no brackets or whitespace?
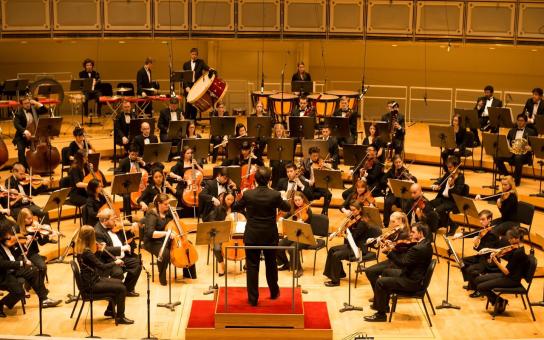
185,328,332,340
215,313,304,329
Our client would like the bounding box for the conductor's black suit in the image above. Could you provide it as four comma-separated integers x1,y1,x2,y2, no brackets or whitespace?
234,185,290,305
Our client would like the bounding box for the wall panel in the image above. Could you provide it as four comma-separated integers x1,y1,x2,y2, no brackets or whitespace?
53,0,101,31
104,0,151,30
466,2,515,37
330,0,363,33
416,1,463,36
1,0,50,31
192,0,234,31
367,0,413,35
154,0,188,31
284,0,326,32
238,0,280,32
518,3,544,39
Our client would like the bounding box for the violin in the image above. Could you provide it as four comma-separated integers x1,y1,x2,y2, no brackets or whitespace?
366,225,404,246
287,203,311,223
383,239,417,253
407,196,426,216
26,221,62,237
329,212,362,240
20,174,46,189
355,189,375,207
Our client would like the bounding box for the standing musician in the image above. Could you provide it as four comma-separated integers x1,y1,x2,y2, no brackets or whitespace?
136,57,154,116
323,201,381,287
12,97,47,170
473,228,530,315
114,101,137,153
158,97,184,143
441,113,467,171
430,156,466,235
381,101,405,156
364,223,432,322
0,225,62,317
233,167,291,306
183,48,209,121
522,87,544,128
133,122,162,172
494,113,536,187
341,179,375,214
320,125,339,169
291,61,311,82
6,163,50,224
344,146,383,200
94,209,141,297
168,145,204,205
474,85,503,145
276,162,313,202
476,176,519,236
301,146,332,215
277,192,312,277
79,58,102,117
404,183,434,227
137,169,175,212
85,179,107,226
363,123,384,162
68,150,90,206
333,96,358,145
198,167,237,222
210,102,228,163
381,155,417,227
292,96,314,117
68,126,95,160
75,226,133,324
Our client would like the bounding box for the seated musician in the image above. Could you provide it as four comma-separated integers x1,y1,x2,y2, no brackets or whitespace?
95,209,141,297
115,145,147,220
269,123,291,187
158,97,184,143
0,224,61,317
168,146,204,204
381,101,405,155
184,121,202,139
474,228,530,315
85,179,107,226
68,150,90,206
79,58,102,116
364,223,432,322
212,101,228,117
320,125,339,169
363,123,384,162
404,183,434,228
473,85,502,145
441,113,467,171
68,126,95,161
291,61,311,82
198,167,237,222
276,162,313,201
222,140,264,168
142,194,196,285
343,146,383,200
341,179,375,214
235,123,248,138
114,100,137,153
134,122,163,172
292,96,314,117
138,169,175,212
75,225,134,324
476,176,519,236
6,163,50,224
0,197,17,230
323,201,381,287
301,146,332,215
333,96,358,145
430,155,465,235
12,96,47,170
523,87,543,128
277,192,312,278
248,105,270,158
211,102,228,163
251,101,268,117
381,155,417,227
494,113,537,187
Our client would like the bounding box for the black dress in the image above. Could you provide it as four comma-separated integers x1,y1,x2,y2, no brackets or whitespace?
69,166,88,206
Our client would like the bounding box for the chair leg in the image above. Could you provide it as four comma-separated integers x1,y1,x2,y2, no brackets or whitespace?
207,244,210,265
20,295,26,315
425,290,436,315
355,266,359,288
525,294,537,321
73,300,85,330
421,298,433,327
313,249,317,276
485,298,490,310
388,295,397,322
521,293,527,309
70,293,81,318
432,233,440,263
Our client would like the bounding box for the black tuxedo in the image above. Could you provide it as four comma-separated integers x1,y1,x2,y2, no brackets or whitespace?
12,105,47,169
133,134,159,157
430,172,466,231
404,196,435,227
381,112,405,154
473,96,503,141
495,126,537,185
79,70,102,116
275,177,313,201
333,110,358,142
291,106,315,117
291,72,311,82
114,111,137,148
5,176,49,224
522,98,544,120
183,58,209,120
158,107,184,142
234,185,290,305
323,136,340,169
136,66,152,95
198,179,226,221
475,96,503,117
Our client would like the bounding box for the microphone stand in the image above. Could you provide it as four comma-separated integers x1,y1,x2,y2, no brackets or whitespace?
141,265,158,340
280,63,286,125
204,229,218,295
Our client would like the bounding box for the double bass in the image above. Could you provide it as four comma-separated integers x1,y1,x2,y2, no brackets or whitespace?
25,104,61,175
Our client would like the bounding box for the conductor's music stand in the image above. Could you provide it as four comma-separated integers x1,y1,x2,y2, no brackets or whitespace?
389,179,414,213
282,219,316,293
428,125,456,178
211,117,236,137
482,132,510,194
268,138,295,161
35,117,63,180
288,116,315,140
313,169,343,190
143,142,172,165
247,116,272,138
226,137,256,160
529,136,544,197
452,193,479,259
43,188,70,264
182,138,211,163
3,78,29,101
323,117,350,138
301,139,329,159
455,108,482,172
342,144,368,167
196,221,231,295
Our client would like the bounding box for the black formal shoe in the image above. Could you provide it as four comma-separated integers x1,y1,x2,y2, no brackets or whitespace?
364,312,387,322
496,298,508,314
42,298,62,308
324,281,340,287
270,292,280,300
218,272,225,277
48,239,58,244
0,310,5,318
469,291,482,298
127,291,139,297
278,265,289,271
248,300,258,306
116,317,134,325
370,304,390,313
462,285,470,290
104,309,114,318
159,275,167,286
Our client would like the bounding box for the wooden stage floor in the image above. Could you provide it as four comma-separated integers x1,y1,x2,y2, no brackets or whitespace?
1,116,544,339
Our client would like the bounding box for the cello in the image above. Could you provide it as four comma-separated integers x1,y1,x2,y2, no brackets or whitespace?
222,211,247,262
129,158,148,209
165,205,198,268
238,145,257,200
182,158,203,207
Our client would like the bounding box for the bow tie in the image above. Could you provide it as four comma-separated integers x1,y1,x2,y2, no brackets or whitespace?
517,129,524,132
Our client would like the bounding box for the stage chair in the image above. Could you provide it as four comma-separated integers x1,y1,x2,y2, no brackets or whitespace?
305,213,329,276
59,176,81,224
459,131,475,171
515,201,535,246
60,147,71,179
388,259,437,327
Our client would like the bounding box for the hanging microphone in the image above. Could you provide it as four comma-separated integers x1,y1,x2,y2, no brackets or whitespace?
260,73,264,94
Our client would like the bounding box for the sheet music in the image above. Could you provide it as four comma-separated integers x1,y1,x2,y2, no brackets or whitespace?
235,221,246,234
346,228,360,260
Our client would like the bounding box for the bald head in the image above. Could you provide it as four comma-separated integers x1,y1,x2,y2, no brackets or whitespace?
410,183,422,200
141,122,151,136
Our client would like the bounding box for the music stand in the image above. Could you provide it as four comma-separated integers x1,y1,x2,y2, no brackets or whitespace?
482,132,510,193
268,138,295,161
167,120,190,141
43,188,70,264
129,118,156,141
455,108,483,172
363,121,390,144
283,219,316,293
313,169,343,190
389,179,413,213
342,144,368,167
288,117,315,140
143,142,172,165
488,107,514,131
213,166,242,188
363,206,383,228
35,117,62,178
182,138,211,163
211,117,236,137
196,221,231,295
87,152,100,172
429,125,456,178
323,117,350,138
435,234,462,310
181,70,194,84
340,228,363,312
3,79,29,101
247,116,272,138
291,81,313,95
529,136,544,197
301,139,328,159
226,137,256,160
452,193,479,259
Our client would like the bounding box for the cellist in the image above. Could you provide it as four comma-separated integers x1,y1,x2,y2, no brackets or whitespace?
85,178,107,226
115,145,147,220
137,169,175,212
168,146,203,207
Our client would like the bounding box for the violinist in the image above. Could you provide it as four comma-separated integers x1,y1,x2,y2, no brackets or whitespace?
138,169,175,212
277,192,312,278
292,96,315,117
440,114,466,171
68,126,95,160
68,150,90,206
381,155,417,227
158,97,184,143
85,179,107,226
276,162,313,203
473,228,530,315
168,146,204,208
12,96,47,170
210,102,228,163
198,167,237,222
75,225,133,324
476,176,519,236
320,125,339,169
341,179,375,214
363,123,384,162
343,146,382,200
206,191,238,276
380,101,405,156
79,58,102,117
323,201,381,287
0,225,61,317
133,122,163,172
301,146,332,215
333,96,358,144
114,101,137,153
405,183,434,227
430,156,465,235
364,223,432,322
7,163,50,224
94,209,141,297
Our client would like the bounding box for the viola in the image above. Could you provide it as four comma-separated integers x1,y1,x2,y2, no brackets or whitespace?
83,162,105,186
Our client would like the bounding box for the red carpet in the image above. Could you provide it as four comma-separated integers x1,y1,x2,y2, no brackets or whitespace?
215,287,304,314
187,300,215,328
304,302,331,329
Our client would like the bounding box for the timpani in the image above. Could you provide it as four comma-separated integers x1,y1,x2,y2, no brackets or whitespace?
307,94,338,117
326,90,360,112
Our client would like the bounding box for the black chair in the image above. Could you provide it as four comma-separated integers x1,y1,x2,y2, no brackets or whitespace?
81,204,90,226
304,214,329,276
100,82,113,97
59,176,81,224
459,131,475,170
70,260,117,331
116,82,135,96
389,259,437,327
515,201,535,246
485,255,537,321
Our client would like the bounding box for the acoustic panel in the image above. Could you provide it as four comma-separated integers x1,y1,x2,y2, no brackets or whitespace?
1,0,50,31
104,0,151,30
466,2,515,37
330,0,363,33
238,0,280,32
518,3,544,39
284,0,326,32
53,0,100,30
192,0,234,31
367,0,413,34
416,1,463,35
154,0,188,30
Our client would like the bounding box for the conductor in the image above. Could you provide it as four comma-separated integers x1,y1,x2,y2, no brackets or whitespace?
234,167,291,306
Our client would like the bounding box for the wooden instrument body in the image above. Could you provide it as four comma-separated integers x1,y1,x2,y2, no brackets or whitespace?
130,168,149,208
222,212,246,261
166,209,198,268
181,168,203,207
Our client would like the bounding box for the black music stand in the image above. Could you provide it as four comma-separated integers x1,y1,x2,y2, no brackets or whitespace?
196,221,231,295
429,125,456,178
529,136,544,197
43,188,70,264
35,117,62,180
452,193,479,259
486,108,514,192
111,172,143,209
71,78,97,126
455,108,481,172
167,120,190,142
435,234,462,310
288,117,315,140
268,138,295,161
211,117,236,137
226,137,256,160
301,139,329,159
389,179,413,213
182,138,211,163
129,118,156,141
482,132,510,194
534,115,544,137
87,152,100,173
143,142,172,165
213,166,242,189
291,81,313,95
340,228,363,312
314,169,343,190
342,144,368,167
247,116,272,138
323,117,350,138
283,219,316,293
3,78,29,101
